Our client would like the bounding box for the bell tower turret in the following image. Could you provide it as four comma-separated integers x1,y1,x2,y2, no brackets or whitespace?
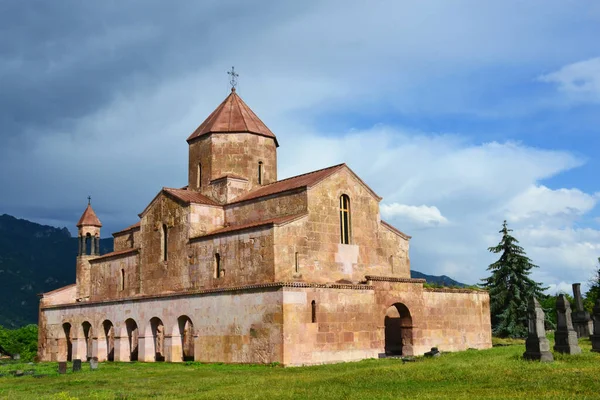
75,197,102,301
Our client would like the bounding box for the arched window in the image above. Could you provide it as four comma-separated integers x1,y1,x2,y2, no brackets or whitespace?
214,253,221,278
121,269,125,291
258,161,263,185
339,195,351,244
197,163,202,188
295,252,299,273
311,300,317,323
162,224,168,262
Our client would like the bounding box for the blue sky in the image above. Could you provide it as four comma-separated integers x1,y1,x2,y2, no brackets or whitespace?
1,0,599,292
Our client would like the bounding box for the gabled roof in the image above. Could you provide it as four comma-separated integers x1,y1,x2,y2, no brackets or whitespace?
89,248,139,263
112,221,140,237
229,163,382,205
187,89,278,146
139,187,221,218
76,204,102,228
190,213,307,241
381,220,411,240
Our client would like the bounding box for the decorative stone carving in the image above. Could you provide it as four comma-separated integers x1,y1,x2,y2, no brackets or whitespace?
554,294,581,354
590,299,600,352
571,283,592,338
523,297,553,362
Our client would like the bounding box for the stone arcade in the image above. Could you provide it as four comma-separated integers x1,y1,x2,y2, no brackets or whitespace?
38,87,492,366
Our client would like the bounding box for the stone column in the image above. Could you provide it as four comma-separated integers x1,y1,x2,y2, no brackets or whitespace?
523,297,553,362
554,294,582,354
72,337,87,362
137,336,155,362
165,334,183,362
571,283,592,338
95,236,100,255
95,336,107,362
114,328,130,362
590,299,600,352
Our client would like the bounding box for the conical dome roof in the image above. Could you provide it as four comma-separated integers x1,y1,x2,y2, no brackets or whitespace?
187,89,278,146
76,204,102,228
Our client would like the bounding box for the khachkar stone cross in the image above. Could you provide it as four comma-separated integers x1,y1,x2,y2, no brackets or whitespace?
571,283,592,338
590,299,600,352
523,297,553,362
553,294,582,354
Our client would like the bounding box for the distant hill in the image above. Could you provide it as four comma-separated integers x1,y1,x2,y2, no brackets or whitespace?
410,270,467,287
0,214,467,328
0,214,112,328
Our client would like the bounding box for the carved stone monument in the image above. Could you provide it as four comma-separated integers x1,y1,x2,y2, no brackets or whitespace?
554,294,582,354
523,297,553,362
72,359,82,372
89,357,98,370
58,361,67,374
590,299,600,352
571,283,592,338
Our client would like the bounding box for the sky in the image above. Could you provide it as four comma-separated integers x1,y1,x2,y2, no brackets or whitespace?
1,0,600,292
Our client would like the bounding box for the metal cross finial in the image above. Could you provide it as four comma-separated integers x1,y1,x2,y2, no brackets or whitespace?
227,66,239,90
87,195,91,205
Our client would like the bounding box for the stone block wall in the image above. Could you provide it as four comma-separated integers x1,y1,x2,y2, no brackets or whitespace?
39,287,284,364
140,194,191,295
113,228,140,252
188,204,224,238
271,168,410,284
89,253,140,301
282,286,380,366
225,190,308,226
189,226,275,289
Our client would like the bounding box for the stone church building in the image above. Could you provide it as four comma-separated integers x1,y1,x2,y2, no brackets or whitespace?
38,87,492,366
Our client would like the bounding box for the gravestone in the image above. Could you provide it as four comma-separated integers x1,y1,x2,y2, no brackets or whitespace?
554,294,582,354
73,359,82,372
90,357,98,370
590,299,600,352
12,353,20,361
571,283,592,338
523,297,553,362
424,347,441,358
58,361,67,374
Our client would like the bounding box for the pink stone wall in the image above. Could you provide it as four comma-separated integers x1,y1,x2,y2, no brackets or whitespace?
225,190,307,226
89,253,140,301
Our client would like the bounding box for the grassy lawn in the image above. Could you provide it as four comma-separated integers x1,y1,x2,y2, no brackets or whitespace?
1,338,599,399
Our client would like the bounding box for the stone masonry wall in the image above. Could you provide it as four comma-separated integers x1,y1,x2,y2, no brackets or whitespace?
39,287,284,364
113,228,140,252
273,168,410,284
89,253,140,301
189,226,275,289
140,194,191,295
225,190,308,226
188,204,225,238
188,136,212,192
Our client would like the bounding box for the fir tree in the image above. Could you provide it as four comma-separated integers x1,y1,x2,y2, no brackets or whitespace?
481,220,547,338
584,257,600,313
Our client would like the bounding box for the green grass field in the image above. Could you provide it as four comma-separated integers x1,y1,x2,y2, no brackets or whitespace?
1,338,599,399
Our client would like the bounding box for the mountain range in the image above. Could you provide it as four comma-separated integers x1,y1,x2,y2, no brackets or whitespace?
0,213,465,328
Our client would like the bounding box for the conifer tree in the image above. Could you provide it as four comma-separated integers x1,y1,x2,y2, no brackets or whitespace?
584,257,600,312
481,221,547,338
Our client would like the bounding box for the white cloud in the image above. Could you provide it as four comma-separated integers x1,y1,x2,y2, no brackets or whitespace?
505,185,599,223
380,203,448,227
539,57,600,103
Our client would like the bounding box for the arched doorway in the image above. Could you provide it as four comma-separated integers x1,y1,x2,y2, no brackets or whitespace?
125,318,139,361
82,321,93,361
150,317,165,362
102,320,115,361
384,303,413,356
178,316,194,361
62,323,73,362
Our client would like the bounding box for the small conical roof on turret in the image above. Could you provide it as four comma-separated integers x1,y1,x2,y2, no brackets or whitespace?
187,88,278,146
76,203,102,228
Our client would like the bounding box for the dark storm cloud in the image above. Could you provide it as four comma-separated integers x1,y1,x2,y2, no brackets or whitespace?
0,0,306,143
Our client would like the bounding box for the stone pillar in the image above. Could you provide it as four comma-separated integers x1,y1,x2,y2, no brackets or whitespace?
571,283,592,338
523,297,553,362
114,329,130,362
137,336,155,362
95,236,100,255
72,337,87,362
554,294,582,354
95,336,107,362
166,334,183,362
590,299,600,352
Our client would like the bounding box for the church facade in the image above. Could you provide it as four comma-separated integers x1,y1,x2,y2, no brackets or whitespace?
38,88,492,366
